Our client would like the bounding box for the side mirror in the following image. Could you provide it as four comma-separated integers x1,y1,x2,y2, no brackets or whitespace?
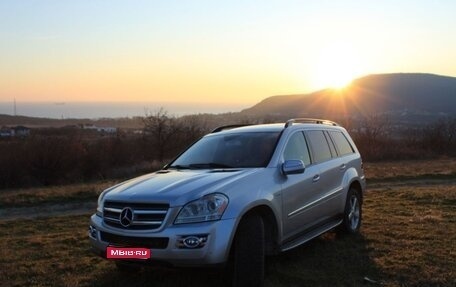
282,160,305,175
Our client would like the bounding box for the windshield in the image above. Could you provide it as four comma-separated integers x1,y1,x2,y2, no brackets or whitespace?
169,132,280,169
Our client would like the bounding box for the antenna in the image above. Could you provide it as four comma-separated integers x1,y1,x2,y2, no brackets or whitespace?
14,98,17,116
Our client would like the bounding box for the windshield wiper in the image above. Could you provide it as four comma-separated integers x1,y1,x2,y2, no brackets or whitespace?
188,163,234,169
168,164,191,170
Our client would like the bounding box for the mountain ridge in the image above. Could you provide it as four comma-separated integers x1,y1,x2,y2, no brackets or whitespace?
241,73,456,119
1,73,455,128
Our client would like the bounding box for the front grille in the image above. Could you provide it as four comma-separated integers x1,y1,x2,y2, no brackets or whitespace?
103,201,169,230
100,231,169,249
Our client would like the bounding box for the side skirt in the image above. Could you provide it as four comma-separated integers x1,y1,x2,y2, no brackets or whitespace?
280,216,343,252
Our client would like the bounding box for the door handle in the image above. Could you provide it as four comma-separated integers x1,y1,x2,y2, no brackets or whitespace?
340,164,346,170
312,174,320,182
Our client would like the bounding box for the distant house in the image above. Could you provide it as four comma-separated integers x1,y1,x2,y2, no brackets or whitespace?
81,124,117,134
0,126,30,137
97,127,117,133
13,126,31,137
0,126,14,137
81,124,98,130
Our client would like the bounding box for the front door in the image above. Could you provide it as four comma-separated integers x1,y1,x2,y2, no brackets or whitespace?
281,131,321,239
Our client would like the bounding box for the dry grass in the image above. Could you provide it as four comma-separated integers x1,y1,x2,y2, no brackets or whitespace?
364,158,456,180
0,181,115,208
1,158,454,210
363,183,456,286
1,177,455,286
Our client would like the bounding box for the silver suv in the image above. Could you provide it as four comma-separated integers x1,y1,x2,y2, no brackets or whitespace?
89,118,366,286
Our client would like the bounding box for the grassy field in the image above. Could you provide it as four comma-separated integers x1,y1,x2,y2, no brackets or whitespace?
363,158,456,180
0,181,115,209
0,160,455,286
2,158,455,209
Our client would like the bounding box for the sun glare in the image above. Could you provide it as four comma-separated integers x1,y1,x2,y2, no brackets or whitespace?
313,43,362,90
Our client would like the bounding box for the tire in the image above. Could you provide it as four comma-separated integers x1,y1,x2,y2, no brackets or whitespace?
232,214,265,287
339,188,362,234
115,261,141,273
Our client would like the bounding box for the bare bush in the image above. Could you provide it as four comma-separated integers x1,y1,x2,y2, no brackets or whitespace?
0,113,454,189
143,108,182,161
351,114,391,160
142,108,208,161
421,117,456,155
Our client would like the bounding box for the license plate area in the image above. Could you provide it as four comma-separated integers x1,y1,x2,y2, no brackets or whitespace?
106,247,151,259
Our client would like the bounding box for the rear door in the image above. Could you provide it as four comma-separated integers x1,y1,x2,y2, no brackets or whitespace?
303,130,342,220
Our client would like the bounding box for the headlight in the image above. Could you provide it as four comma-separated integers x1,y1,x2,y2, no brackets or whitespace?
95,181,125,217
174,193,229,224
96,190,109,217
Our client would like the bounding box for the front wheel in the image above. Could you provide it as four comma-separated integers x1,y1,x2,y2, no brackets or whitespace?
232,214,265,287
339,188,362,234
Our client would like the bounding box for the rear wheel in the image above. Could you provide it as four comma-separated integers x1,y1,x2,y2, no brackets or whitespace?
339,188,362,234
232,214,265,287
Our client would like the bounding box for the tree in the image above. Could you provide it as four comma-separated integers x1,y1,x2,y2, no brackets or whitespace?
352,114,391,160
177,114,208,143
143,108,181,161
421,117,456,154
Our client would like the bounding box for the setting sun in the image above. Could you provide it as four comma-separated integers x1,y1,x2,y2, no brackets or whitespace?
1,1,456,113
313,43,363,89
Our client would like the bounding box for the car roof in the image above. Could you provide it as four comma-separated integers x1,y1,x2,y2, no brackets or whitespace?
208,122,344,136
220,124,285,133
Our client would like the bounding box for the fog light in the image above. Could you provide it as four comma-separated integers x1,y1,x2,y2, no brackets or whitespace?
176,235,208,249
88,226,98,239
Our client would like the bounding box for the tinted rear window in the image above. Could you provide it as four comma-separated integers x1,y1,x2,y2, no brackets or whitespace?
306,130,332,163
329,131,354,156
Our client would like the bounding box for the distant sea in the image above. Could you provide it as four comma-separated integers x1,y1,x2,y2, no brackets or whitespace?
0,101,248,119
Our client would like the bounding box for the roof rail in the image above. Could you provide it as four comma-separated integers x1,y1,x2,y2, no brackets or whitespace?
211,124,252,133
284,118,339,128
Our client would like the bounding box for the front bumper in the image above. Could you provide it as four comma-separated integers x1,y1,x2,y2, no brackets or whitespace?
89,213,237,267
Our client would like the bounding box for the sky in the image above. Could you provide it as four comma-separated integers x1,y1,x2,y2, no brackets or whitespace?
1,0,456,110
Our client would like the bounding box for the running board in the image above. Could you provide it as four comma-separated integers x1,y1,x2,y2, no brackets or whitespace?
280,219,343,252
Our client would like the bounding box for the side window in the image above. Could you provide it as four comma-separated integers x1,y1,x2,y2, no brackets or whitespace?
324,131,337,157
283,132,311,165
329,131,354,156
306,130,332,163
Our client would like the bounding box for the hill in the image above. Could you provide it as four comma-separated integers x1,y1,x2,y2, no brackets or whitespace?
2,73,456,128
241,73,456,121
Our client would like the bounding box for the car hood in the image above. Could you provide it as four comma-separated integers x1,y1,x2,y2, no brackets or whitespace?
103,168,262,207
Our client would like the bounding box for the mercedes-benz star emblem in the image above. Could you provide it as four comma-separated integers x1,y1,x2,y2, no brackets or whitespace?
119,207,133,227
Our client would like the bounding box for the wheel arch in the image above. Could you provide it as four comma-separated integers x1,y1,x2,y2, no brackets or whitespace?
349,180,363,203
342,166,365,203
230,204,280,257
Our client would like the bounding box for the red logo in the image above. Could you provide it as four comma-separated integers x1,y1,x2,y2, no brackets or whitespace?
106,247,151,259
